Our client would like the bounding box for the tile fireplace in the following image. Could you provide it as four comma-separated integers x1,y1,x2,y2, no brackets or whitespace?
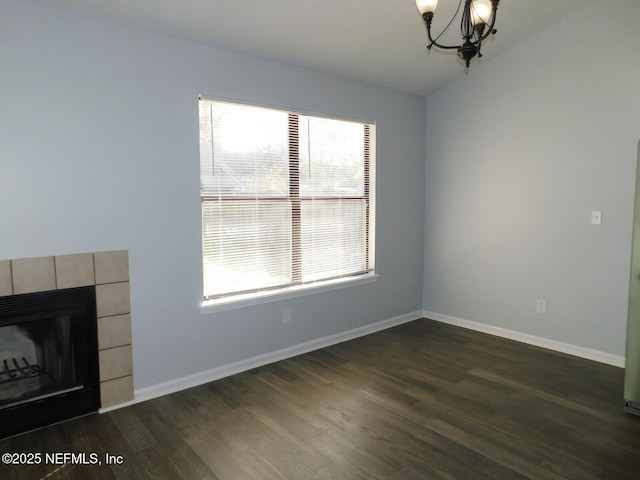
0,251,134,438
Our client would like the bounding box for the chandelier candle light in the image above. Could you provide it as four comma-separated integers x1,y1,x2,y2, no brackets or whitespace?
415,0,499,67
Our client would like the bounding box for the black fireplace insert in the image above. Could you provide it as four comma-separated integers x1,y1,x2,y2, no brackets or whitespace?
0,286,100,438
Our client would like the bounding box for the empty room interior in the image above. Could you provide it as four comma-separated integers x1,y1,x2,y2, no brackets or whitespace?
1,0,640,478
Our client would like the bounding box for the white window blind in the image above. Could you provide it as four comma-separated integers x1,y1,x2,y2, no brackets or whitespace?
199,98,375,300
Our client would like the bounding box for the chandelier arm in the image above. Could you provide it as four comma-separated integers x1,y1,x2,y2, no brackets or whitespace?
423,16,462,50
461,1,474,41
421,0,465,50
429,42,463,50
432,0,464,45
482,1,500,40
458,18,497,50
428,36,464,50
475,9,499,44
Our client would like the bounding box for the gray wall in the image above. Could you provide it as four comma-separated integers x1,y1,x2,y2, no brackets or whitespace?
1,0,426,390
423,0,640,358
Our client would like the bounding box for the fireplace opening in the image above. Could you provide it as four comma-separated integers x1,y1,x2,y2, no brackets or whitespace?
0,286,100,438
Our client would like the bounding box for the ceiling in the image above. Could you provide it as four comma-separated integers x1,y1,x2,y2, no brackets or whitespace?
31,0,592,96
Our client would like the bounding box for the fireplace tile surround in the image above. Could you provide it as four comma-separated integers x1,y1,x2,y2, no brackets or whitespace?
0,251,134,410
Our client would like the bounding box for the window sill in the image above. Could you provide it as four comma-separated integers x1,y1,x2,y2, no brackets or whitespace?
200,273,379,315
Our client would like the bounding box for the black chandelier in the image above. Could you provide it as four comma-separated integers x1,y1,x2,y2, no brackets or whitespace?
415,0,499,67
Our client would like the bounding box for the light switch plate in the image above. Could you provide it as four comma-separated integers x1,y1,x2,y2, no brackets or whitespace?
591,211,602,225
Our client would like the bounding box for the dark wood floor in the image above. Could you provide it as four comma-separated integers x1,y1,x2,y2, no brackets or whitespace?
2,318,639,479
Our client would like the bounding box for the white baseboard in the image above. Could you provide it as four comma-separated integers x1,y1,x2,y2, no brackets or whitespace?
424,310,625,368
115,310,422,410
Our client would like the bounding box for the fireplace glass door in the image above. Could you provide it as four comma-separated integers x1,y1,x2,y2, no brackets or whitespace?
0,286,100,438
1,315,81,408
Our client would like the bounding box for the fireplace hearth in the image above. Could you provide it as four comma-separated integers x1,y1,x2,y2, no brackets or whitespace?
0,286,100,438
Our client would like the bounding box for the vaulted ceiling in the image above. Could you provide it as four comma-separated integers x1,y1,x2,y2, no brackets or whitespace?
31,0,592,96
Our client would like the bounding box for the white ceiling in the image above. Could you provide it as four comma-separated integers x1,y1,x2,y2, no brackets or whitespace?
31,0,592,96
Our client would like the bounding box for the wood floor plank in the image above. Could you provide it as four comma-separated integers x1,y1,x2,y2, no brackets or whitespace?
110,408,158,453
183,430,253,480
423,417,568,480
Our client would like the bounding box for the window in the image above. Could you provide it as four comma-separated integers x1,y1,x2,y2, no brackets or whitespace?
199,98,375,301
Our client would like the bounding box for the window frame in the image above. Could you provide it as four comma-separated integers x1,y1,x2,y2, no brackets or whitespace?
199,97,377,310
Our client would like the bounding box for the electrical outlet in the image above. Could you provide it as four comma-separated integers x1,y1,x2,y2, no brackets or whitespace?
283,308,292,324
536,299,547,314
